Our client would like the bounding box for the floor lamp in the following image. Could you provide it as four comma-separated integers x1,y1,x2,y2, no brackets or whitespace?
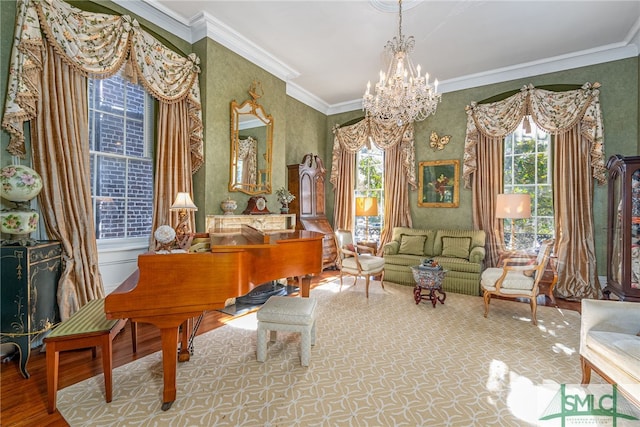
355,196,378,243
495,193,531,251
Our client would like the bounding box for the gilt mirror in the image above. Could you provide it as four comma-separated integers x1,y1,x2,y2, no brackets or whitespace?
229,81,273,195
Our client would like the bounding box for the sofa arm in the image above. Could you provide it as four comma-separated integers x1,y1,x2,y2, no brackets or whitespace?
383,241,399,255
580,299,640,354
469,246,486,264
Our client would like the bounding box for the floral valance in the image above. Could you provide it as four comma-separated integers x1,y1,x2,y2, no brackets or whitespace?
2,0,203,172
331,116,417,188
462,82,605,188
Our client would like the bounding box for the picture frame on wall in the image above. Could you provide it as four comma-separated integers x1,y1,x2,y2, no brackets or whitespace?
418,159,460,208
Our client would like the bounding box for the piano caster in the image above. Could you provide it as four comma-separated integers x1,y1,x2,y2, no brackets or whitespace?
161,401,174,411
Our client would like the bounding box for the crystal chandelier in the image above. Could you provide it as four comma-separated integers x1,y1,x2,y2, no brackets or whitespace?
363,0,441,126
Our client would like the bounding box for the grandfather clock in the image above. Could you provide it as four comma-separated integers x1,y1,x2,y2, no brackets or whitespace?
287,154,337,269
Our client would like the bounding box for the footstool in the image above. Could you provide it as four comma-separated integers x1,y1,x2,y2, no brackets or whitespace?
256,296,317,366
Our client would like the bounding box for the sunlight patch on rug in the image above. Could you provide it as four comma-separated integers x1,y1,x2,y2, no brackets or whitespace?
57,280,592,426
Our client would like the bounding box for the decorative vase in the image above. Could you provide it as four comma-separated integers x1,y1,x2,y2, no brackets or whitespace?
220,197,237,215
0,210,39,235
1,165,43,203
1,165,43,245
280,205,289,214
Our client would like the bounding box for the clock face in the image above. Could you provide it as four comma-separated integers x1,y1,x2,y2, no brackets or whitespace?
256,197,267,211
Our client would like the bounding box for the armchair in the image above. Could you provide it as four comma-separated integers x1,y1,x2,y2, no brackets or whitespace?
334,230,385,298
480,239,554,325
580,299,640,406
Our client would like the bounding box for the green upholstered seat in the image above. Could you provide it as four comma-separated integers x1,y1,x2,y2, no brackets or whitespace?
47,298,120,339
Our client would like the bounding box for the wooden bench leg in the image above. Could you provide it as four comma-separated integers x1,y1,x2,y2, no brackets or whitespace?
101,333,114,403
130,320,137,354
46,343,59,414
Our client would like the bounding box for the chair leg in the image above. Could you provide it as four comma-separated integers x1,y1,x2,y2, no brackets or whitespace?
379,270,385,290
46,344,59,414
483,291,491,318
339,273,343,292
580,356,591,384
257,326,267,362
530,297,538,326
365,275,371,298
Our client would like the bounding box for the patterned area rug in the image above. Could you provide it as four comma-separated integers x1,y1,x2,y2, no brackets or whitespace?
57,280,591,426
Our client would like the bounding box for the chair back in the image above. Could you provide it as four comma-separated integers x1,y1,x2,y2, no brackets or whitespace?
334,230,354,260
533,239,554,281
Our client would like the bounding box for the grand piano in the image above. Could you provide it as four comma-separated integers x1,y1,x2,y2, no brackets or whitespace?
104,226,324,410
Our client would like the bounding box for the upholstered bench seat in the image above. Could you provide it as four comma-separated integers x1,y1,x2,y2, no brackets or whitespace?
44,298,135,413
256,296,317,366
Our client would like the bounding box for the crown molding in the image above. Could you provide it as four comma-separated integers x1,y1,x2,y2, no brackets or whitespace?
112,0,192,42
189,12,300,82
286,82,331,115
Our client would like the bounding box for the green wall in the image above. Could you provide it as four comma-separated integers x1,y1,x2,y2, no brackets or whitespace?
328,57,640,269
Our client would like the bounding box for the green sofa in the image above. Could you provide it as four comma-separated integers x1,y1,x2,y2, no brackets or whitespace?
382,227,486,296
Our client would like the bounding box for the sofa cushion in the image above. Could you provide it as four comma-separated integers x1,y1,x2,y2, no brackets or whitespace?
441,237,471,259
399,234,427,256
586,331,640,382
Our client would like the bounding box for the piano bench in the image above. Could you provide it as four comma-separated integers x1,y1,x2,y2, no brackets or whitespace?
44,298,137,414
256,296,317,366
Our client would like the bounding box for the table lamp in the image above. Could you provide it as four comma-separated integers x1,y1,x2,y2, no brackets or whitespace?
495,193,531,250
355,196,378,242
170,192,198,249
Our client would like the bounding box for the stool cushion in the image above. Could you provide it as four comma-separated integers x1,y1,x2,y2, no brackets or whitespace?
47,299,118,340
257,296,317,325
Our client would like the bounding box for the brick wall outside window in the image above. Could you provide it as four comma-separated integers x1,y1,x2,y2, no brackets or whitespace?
89,74,153,240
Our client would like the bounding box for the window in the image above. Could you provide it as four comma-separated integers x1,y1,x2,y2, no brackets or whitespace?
503,118,554,250
88,73,154,241
354,145,384,243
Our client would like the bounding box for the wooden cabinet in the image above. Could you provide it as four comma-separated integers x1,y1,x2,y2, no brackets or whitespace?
288,154,337,269
603,155,640,302
1,241,61,378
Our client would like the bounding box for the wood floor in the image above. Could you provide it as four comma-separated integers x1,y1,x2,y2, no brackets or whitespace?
0,272,579,427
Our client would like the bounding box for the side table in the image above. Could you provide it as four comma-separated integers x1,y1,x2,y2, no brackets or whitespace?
411,265,447,308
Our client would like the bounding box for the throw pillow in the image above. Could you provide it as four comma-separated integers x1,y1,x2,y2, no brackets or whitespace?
343,243,356,252
399,234,427,256
441,236,471,259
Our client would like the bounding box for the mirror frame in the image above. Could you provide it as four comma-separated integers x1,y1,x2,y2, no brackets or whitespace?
229,83,274,195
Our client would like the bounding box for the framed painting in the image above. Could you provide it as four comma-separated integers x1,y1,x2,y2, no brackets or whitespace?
418,159,460,208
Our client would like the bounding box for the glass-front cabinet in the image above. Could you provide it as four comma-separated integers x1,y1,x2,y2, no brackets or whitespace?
604,154,640,302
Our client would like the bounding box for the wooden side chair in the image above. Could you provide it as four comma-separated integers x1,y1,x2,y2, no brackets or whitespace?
480,239,554,325
44,298,136,413
334,229,385,297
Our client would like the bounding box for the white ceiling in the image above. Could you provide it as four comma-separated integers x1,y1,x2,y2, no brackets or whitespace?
122,0,640,114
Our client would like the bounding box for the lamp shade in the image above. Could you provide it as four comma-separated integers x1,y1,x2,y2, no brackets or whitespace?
355,197,378,217
495,194,530,219
170,192,198,211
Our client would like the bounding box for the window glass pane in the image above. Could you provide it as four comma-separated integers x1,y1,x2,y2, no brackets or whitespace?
95,156,126,198
126,198,153,237
125,120,145,158
127,159,153,199
126,82,145,118
95,113,124,155
514,154,536,185
96,198,125,239
97,75,125,111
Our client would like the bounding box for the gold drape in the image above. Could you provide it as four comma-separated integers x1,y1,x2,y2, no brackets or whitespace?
553,127,601,299
463,83,605,299
32,41,104,319
151,100,195,244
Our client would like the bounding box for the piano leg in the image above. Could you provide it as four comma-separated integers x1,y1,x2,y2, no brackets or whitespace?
159,327,179,411
298,274,312,297
178,319,191,362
